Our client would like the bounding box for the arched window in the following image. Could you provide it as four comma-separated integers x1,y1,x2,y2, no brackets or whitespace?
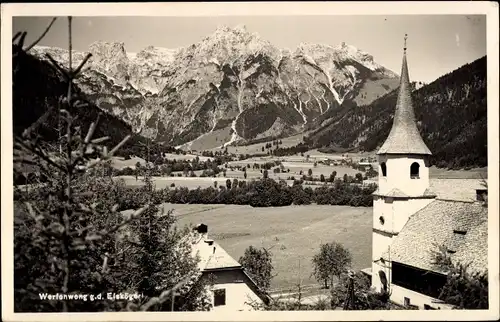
410,162,420,179
380,162,387,177
378,270,388,292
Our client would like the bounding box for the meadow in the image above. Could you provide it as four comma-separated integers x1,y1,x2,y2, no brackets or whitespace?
116,161,363,191
221,133,308,155
158,203,373,290
114,150,486,290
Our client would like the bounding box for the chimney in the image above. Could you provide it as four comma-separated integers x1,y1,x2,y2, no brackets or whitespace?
194,223,208,240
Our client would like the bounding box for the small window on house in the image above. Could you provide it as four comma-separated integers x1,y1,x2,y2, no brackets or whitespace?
380,162,387,177
213,289,226,306
379,216,385,225
404,297,411,307
410,162,420,179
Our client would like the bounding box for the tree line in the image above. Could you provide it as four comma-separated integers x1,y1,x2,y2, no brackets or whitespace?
15,170,377,211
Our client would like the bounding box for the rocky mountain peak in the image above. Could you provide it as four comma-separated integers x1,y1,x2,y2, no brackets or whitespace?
85,41,130,85
30,26,401,150
179,24,280,67
134,46,177,63
88,41,128,59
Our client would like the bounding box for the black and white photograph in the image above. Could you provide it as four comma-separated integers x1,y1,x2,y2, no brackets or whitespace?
1,2,499,321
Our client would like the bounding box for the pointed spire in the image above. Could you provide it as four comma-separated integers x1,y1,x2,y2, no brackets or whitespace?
377,34,432,155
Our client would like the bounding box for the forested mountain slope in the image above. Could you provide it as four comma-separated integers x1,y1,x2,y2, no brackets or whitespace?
13,44,152,158
305,56,487,169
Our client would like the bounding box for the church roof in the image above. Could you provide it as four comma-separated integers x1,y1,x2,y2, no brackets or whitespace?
381,200,487,275
372,187,437,198
377,41,432,155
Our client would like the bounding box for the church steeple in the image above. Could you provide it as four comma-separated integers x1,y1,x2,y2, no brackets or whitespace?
370,35,437,297
377,34,431,155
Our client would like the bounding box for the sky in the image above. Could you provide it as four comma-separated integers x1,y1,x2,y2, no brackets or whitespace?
13,15,486,83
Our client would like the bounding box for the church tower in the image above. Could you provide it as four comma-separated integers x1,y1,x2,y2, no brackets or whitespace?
371,35,436,292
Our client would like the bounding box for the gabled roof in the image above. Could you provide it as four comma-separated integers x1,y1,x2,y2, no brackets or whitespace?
186,230,271,304
371,179,485,202
381,200,487,274
429,178,487,202
377,47,432,155
189,233,242,271
372,187,436,198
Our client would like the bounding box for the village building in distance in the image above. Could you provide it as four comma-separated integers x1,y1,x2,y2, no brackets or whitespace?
188,224,270,311
364,36,488,310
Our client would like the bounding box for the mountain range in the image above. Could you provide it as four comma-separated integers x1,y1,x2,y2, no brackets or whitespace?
15,25,487,169
30,25,400,149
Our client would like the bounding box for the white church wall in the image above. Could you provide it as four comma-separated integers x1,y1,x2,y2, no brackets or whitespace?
373,197,395,233
372,230,393,261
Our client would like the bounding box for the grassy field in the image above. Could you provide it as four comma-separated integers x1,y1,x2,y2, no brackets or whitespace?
219,133,308,155
117,162,363,190
110,157,148,170
117,165,487,193
118,175,223,190
160,203,373,290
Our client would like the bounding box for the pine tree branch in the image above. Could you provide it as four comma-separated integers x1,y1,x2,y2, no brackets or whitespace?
139,273,198,311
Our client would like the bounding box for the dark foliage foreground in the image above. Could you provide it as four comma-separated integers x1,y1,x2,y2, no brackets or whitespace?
13,17,211,312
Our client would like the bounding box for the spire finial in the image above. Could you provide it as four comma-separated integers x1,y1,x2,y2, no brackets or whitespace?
404,33,408,53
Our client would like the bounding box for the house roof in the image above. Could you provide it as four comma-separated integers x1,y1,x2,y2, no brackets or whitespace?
372,179,486,201
429,178,487,202
381,199,488,274
377,48,432,155
186,230,271,304
188,233,242,271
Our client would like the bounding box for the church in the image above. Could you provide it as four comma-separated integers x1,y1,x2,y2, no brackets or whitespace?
367,36,488,310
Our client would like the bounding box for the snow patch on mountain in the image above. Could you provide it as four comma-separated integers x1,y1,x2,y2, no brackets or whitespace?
30,25,399,149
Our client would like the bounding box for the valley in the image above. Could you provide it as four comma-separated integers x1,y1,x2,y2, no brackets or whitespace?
115,149,486,292
11,14,490,313
17,24,487,171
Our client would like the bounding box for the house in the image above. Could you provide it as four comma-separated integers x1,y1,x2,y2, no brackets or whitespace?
187,224,270,311
365,39,488,310
357,161,373,171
